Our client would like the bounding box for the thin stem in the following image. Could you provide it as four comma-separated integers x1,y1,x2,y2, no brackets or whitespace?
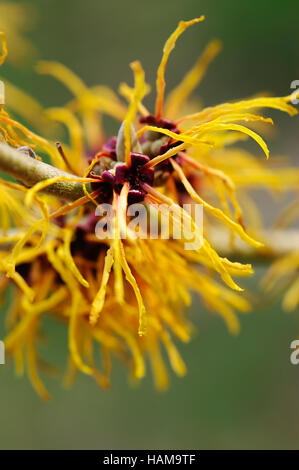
0,142,89,200
0,143,298,261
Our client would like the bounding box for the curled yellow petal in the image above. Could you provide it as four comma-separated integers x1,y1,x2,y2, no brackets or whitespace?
90,247,114,326
124,60,147,164
165,39,222,118
155,17,205,118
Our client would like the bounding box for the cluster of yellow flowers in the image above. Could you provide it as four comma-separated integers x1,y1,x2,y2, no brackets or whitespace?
0,15,298,398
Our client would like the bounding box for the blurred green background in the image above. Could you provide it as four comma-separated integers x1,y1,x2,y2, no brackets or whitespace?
1,0,299,450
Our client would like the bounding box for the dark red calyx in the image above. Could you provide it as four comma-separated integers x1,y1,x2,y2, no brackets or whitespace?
139,114,178,132
130,152,150,167
88,151,154,203
128,153,154,187
128,189,146,205
89,180,114,204
101,170,115,185
114,153,154,191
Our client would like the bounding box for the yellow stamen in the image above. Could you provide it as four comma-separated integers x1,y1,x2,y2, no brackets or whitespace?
69,291,93,375
155,17,205,118
165,39,222,118
90,247,114,326
124,61,147,165
62,229,90,288
170,158,262,248
26,335,51,401
45,107,84,173
119,240,147,336
106,316,145,379
119,82,150,116
36,61,87,96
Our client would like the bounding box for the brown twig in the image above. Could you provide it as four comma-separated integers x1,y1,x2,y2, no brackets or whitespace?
0,142,89,200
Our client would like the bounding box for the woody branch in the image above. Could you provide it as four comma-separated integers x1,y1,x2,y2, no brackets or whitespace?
0,142,298,258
